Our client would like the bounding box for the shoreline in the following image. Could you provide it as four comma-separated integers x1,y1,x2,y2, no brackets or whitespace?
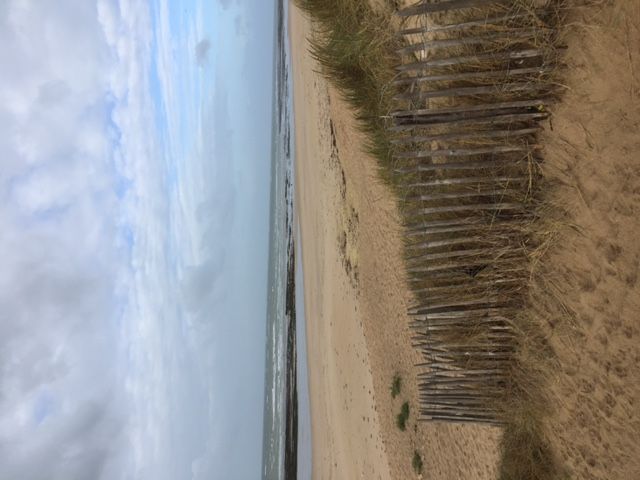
284,174,298,480
261,1,298,478
290,5,393,477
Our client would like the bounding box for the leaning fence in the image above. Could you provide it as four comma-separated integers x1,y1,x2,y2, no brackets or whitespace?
390,0,564,424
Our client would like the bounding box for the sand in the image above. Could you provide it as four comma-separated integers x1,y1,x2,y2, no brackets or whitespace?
538,1,640,478
290,8,392,477
290,0,640,478
290,4,500,479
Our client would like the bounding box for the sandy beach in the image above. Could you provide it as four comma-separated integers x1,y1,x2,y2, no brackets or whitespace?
291,0,640,478
536,2,640,478
290,4,501,478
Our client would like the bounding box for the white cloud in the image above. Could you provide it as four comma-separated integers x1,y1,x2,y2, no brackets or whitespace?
1,0,275,478
0,1,133,478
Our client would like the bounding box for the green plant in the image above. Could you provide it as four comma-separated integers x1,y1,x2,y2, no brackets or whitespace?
412,451,423,474
396,401,410,431
294,0,400,180
391,374,401,398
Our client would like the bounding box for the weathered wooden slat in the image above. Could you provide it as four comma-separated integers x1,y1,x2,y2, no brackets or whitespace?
406,234,512,250
406,216,527,235
395,144,533,159
419,409,500,419
411,290,521,307
419,379,509,387
427,366,511,375
415,333,515,342
397,49,545,72
410,310,515,320
391,98,550,118
420,405,500,413
421,410,501,419
397,29,539,55
391,127,540,145
407,246,518,263
419,416,504,426
393,66,551,86
406,225,530,242
396,158,529,173
403,189,526,205
397,12,545,36
395,160,529,175
408,256,526,274
419,385,507,393
419,394,502,402
394,81,551,102
419,415,504,425
409,297,510,313
410,311,514,325
408,260,523,276
412,294,521,308
415,341,515,351
411,202,526,215
408,262,529,277
419,389,504,397
420,397,499,405
405,175,530,189
399,0,509,17
411,276,523,294
416,349,512,359
419,351,514,360
415,342,515,348
391,112,549,132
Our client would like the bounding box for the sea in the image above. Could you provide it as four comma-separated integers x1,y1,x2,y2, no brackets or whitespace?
261,1,312,479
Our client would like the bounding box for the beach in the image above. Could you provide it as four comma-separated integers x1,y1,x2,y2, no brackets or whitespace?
290,0,640,478
290,4,502,478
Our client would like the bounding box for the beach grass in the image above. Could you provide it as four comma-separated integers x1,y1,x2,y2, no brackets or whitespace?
396,401,410,431
293,0,400,178
391,373,402,398
412,450,424,475
294,0,570,479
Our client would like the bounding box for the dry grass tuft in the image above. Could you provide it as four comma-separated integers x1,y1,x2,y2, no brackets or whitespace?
295,0,401,177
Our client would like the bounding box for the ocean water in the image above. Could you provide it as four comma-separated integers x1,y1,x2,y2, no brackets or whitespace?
262,1,311,479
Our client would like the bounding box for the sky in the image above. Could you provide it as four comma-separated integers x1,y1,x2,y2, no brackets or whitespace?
0,1,275,479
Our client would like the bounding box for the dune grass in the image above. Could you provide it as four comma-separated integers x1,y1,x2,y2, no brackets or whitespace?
391,373,402,398
396,401,410,431
294,1,568,479
294,0,400,176
412,450,424,474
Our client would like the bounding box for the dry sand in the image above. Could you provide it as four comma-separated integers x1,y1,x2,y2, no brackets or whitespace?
538,1,640,478
290,0,640,478
290,4,500,479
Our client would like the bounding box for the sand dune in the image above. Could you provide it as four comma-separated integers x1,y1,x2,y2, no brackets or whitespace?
290,0,640,478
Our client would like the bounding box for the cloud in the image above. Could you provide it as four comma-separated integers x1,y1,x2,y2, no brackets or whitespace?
234,14,247,36
0,1,128,478
195,39,211,65
1,0,274,478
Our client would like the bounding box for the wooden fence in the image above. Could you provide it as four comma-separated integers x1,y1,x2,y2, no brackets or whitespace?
391,0,563,424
